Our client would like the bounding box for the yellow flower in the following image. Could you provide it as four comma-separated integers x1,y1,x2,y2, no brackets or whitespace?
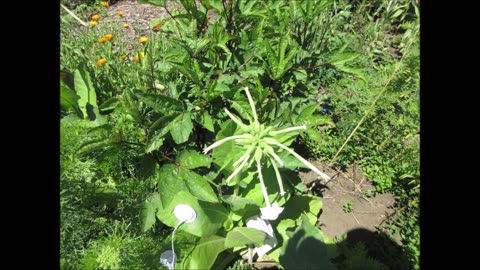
123,23,129,29
154,22,162,29
91,14,100,21
89,21,98,27
117,11,123,17
134,52,145,63
97,58,107,66
101,2,109,7
138,36,148,44
104,34,114,41
120,54,127,60
98,37,106,43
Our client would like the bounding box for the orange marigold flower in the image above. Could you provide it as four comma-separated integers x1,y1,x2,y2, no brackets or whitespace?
134,52,145,63
98,37,106,43
120,54,127,60
101,2,109,7
97,58,107,66
91,14,100,21
89,21,98,27
104,34,114,41
154,22,162,29
117,11,123,17
138,36,148,44
123,23,129,29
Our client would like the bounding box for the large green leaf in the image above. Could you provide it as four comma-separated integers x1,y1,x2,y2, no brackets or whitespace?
136,93,183,114
279,194,322,225
60,79,80,113
183,235,226,270
156,190,228,237
178,150,212,169
169,112,193,144
225,227,268,248
156,164,186,207
141,193,162,232
74,64,102,121
279,215,337,270
179,168,219,203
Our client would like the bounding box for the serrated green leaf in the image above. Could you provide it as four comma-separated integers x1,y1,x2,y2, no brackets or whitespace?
179,169,218,203
328,51,361,68
145,135,164,153
200,110,214,132
300,115,335,127
121,90,142,123
98,97,119,112
306,127,322,142
178,150,212,169
172,64,202,86
137,93,183,114
75,137,112,156
150,114,175,134
169,112,193,144
184,235,226,270
225,227,267,248
141,193,162,232
296,104,320,122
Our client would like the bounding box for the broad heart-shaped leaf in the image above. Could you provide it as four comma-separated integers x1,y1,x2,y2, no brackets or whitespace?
182,235,226,270
278,215,337,270
179,168,219,203
177,150,212,169
156,164,186,207
156,190,228,237
279,194,322,225
141,193,162,232
169,112,193,144
225,227,268,248
137,0,166,7
136,93,183,114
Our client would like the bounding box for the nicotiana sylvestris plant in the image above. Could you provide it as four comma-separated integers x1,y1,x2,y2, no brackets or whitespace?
204,87,330,220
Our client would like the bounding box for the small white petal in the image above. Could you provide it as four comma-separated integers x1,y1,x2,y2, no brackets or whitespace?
260,202,284,220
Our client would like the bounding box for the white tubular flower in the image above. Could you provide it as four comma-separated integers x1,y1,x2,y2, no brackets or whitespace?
269,157,285,196
226,153,251,183
203,86,331,210
225,108,249,131
244,87,258,123
203,134,253,154
269,125,307,136
273,141,331,182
